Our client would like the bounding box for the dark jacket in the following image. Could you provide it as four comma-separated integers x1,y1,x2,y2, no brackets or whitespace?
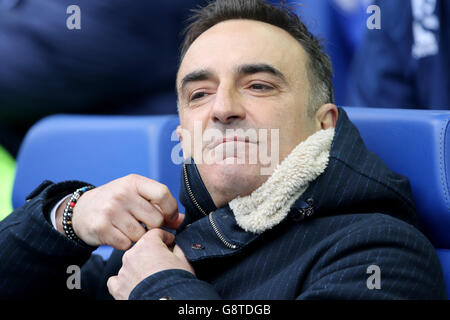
0,108,446,299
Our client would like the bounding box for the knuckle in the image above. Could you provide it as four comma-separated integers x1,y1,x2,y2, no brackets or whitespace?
93,218,109,235
125,222,137,236
125,173,140,184
153,184,169,202
101,202,116,218
111,189,127,203
122,251,131,265
127,173,139,180
107,277,116,293
161,184,170,196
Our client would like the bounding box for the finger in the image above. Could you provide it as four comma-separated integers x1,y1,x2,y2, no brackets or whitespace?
133,176,179,223
126,195,165,229
145,228,175,247
102,226,133,250
111,213,146,243
152,203,184,230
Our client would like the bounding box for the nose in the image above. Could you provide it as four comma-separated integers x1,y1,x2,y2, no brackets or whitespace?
210,85,245,124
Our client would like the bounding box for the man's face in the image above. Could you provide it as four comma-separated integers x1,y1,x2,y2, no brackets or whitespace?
176,19,317,207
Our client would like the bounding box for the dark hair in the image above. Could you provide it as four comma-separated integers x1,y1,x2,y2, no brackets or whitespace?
179,0,334,116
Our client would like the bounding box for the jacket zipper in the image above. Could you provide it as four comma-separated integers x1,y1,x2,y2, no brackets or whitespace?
183,163,207,216
209,212,239,250
183,163,238,250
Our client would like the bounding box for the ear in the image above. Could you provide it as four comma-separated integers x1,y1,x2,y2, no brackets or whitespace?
176,125,192,159
176,125,183,141
314,104,338,130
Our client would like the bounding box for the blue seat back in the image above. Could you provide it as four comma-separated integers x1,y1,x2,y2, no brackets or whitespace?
13,114,182,210
344,107,450,248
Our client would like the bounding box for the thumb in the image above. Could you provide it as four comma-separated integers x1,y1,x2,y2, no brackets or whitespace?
165,212,185,230
143,228,175,247
173,244,188,261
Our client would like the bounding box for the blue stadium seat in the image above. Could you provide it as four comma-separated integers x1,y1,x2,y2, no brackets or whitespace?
12,107,450,297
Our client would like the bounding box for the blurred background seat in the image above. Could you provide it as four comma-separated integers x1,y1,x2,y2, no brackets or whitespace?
11,107,450,297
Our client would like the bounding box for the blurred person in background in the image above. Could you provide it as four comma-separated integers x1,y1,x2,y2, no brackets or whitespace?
347,0,450,109
0,0,204,156
290,0,368,106
0,0,203,218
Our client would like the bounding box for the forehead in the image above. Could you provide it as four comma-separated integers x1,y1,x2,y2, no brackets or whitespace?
177,19,308,86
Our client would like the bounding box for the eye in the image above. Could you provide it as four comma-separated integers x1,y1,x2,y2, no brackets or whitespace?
190,91,209,101
249,83,274,91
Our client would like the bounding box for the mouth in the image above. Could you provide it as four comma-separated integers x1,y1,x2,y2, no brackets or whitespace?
207,136,258,150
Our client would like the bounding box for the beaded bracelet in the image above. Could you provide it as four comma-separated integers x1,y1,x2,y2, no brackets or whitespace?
62,185,95,244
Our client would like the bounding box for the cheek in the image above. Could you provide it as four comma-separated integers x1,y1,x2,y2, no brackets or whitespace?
271,108,312,159
179,118,209,161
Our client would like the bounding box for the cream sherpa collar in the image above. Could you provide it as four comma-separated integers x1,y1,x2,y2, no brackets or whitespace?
229,128,335,234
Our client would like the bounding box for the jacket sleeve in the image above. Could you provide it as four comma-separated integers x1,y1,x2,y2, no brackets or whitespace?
129,269,222,300
0,180,101,299
296,214,447,300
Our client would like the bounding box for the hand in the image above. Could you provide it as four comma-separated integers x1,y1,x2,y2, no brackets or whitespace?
107,228,194,300
55,174,184,249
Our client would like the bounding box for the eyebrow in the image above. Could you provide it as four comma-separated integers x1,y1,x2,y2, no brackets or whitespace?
236,63,287,84
179,69,215,94
178,63,287,94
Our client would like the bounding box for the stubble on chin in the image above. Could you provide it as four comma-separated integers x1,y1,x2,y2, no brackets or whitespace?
199,162,269,207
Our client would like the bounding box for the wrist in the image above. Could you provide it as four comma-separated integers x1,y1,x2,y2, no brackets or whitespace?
62,185,95,244
55,197,70,234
